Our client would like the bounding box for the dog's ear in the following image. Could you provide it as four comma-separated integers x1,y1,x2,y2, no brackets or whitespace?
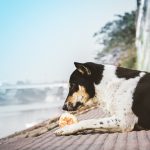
74,62,91,75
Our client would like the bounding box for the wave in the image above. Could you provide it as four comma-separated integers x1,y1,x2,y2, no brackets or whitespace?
25,122,37,128
0,83,68,106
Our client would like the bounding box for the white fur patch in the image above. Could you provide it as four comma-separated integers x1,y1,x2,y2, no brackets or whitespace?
95,65,145,130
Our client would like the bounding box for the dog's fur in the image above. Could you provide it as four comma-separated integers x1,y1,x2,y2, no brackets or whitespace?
55,62,150,135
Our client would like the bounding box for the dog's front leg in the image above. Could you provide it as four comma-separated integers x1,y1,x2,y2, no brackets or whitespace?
54,116,132,135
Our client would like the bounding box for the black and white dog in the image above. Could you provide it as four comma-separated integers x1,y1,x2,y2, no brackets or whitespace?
55,62,150,135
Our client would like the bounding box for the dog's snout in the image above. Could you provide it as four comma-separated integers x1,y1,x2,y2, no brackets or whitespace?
62,104,68,111
62,102,75,111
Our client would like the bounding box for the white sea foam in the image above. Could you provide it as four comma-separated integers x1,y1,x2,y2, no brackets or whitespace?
25,122,37,128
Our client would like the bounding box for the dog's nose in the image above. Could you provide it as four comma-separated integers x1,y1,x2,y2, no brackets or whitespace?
62,104,68,111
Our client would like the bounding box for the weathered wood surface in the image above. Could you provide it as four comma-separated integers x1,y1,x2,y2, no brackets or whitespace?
0,107,150,150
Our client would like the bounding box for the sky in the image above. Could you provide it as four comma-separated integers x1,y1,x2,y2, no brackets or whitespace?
0,0,136,84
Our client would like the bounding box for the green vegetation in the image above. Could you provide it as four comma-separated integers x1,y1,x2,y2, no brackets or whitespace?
94,11,137,69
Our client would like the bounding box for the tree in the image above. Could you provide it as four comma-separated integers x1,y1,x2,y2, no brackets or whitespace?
94,11,136,52
94,11,136,69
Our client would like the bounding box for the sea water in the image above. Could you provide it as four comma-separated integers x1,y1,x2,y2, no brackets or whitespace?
0,83,67,138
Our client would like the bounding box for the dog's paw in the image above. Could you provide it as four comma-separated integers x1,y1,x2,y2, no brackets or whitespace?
54,128,64,136
54,124,79,136
54,126,71,136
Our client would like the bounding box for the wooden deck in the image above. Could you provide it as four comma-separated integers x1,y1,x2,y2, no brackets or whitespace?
0,107,150,150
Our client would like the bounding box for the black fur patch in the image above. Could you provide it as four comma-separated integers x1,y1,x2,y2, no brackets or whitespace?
116,67,140,79
132,73,150,129
84,62,104,85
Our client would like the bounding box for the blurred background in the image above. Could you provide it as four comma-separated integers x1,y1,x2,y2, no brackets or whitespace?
0,0,149,138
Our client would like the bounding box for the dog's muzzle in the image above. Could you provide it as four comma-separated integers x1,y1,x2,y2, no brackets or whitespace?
62,103,68,110
62,102,83,111
62,102,74,111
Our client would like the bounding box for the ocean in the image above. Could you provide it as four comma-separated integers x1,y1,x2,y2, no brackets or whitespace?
0,83,67,138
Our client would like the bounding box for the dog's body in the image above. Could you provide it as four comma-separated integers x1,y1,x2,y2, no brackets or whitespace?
55,62,150,135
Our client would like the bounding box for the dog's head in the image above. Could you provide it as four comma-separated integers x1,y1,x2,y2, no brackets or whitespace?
63,62,104,111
